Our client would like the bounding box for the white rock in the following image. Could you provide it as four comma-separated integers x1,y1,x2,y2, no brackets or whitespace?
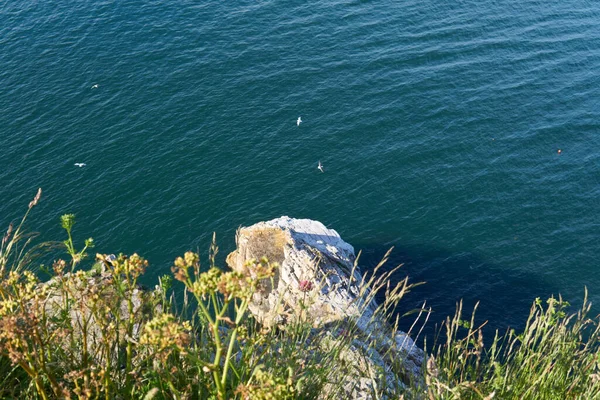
226,216,425,393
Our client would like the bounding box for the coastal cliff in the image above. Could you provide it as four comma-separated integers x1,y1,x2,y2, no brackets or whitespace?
1,211,423,399
6,202,595,400
227,217,425,398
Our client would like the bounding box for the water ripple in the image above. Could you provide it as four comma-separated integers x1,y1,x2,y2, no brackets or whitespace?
1,0,600,331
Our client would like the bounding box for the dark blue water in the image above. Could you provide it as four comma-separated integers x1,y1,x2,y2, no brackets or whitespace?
2,0,599,334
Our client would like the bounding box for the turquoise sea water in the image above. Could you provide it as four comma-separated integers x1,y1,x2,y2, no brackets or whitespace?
2,1,600,333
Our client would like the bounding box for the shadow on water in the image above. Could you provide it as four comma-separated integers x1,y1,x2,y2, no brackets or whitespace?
354,243,563,346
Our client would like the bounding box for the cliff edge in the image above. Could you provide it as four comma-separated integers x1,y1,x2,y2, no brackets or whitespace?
227,216,424,398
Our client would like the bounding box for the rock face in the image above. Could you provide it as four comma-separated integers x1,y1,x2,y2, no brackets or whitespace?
38,269,153,363
226,216,425,398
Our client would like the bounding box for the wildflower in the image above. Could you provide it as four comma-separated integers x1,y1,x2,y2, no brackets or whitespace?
190,267,221,299
0,299,18,316
237,325,249,340
184,251,199,267
217,271,252,301
23,270,37,284
53,259,67,275
235,366,294,400
139,314,191,360
109,253,148,278
5,270,20,286
171,256,189,282
298,280,313,293
127,253,148,277
248,258,277,279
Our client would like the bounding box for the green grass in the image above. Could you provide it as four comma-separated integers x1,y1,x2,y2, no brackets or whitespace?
408,294,600,400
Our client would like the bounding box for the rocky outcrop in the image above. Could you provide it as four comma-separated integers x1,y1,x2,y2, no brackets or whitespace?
38,267,154,363
226,216,425,398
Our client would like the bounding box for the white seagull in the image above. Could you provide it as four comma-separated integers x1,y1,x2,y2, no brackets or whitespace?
74,163,86,167
297,116,302,126
91,84,99,89
317,161,324,173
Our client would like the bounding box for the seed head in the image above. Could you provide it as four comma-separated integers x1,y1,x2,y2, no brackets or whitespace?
28,188,42,209
2,223,13,246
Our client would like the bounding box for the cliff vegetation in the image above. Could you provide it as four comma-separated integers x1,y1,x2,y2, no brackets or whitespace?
1,189,600,399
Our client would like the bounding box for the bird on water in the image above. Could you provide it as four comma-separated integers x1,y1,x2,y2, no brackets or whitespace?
297,116,302,126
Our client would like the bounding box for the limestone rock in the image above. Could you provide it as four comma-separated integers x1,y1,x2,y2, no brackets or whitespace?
227,216,375,329
38,269,155,362
227,216,425,395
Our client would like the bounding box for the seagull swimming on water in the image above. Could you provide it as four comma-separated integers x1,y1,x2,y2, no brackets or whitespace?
317,161,324,173
297,116,302,126
91,84,99,89
74,163,86,167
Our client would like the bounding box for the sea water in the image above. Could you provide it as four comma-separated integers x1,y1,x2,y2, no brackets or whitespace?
2,0,600,334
